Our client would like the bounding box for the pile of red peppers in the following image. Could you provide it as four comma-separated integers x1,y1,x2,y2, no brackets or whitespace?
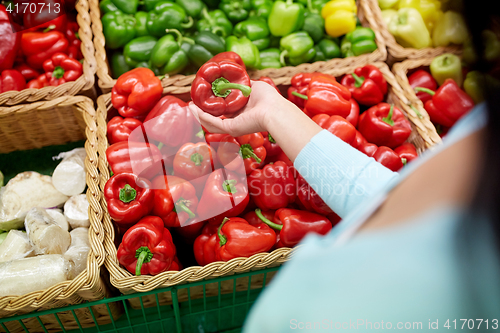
104,57,420,277
0,2,83,93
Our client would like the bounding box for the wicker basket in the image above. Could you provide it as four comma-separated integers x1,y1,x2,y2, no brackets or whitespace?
0,0,96,106
366,0,461,64
0,96,122,333
91,0,387,93
94,61,439,311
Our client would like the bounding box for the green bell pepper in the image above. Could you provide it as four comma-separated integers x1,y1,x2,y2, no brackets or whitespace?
219,0,252,23
110,0,139,14
250,0,273,19
233,17,270,51
146,2,194,37
259,48,282,69
143,0,162,11
102,11,136,49
197,8,233,37
388,8,431,49
111,53,132,78
463,71,484,104
134,61,161,76
268,0,305,37
280,31,315,66
135,11,149,37
298,0,329,12
203,0,221,10
175,0,205,18
226,35,261,69
483,30,500,62
187,31,226,67
124,36,158,67
340,27,377,57
150,29,193,75
99,0,119,14
302,12,325,44
313,38,340,61
429,53,463,87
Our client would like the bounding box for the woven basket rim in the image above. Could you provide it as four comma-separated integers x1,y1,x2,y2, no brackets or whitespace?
97,61,439,294
366,0,462,61
91,0,387,92
0,96,107,314
0,0,96,106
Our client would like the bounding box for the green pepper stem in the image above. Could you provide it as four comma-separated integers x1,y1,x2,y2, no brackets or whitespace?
402,158,407,166
190,152,203,166
176,197,196,218
240,144,262,163
166,28,195,45
157,142,164,150
410,105,423,119
212,77,252,98
211,26,226,37
223,179,238,193
119,184,137,203
52,66,65,79
279,50,288,67
291,91,308,100
135,246,153,276
307,0,318,13
218,217,230,246
255,209,283,230
181,16,194,29
351,73,365,88
43,24,56,33
201,7,214,25
286,0,293,5
196,128,205,138
414,87,436,96
382,104,395,126
268,133,276,144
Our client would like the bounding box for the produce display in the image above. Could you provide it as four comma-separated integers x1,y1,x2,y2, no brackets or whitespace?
0,148,91,296
102,0,379,78
0,2,84,93
102,52,418,278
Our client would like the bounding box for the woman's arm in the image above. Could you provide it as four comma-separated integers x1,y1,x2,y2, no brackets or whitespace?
189,81,398,218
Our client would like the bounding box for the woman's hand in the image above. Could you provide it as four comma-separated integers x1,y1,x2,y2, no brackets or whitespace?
188,81,293,137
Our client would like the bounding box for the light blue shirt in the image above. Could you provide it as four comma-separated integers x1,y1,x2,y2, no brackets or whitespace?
243,105,500,332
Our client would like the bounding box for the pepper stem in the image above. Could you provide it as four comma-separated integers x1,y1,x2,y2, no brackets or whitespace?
52,66,65,79
196,128,205,139
166,28,195,45
255,209,283,230
268,133,276,144
307,0,318,13
414,87,436,96
218,217,230,246
291,91,308,100
212,77,252,98
43,24,56,33
119,184,137,203
180,16,194,29
190,152,203,166
351,73,365,88
135,246,153,276
409,105,423,119
201,7,215,25
240,144,262,163
382,104,395,126
157,142,164,150
402,158,407,166
286,0,293,5
279,50,288,67
176,197,196,218
222,179,238,193
212,26,226,37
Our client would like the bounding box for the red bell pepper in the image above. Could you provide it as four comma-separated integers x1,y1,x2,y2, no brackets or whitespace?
0,5,21,72
191,56,252,117
261,131,282,157
357,103,412,149
111,67,163,118
209,51,245,68
358,143,403,171
151,175,198,228
104,173,154,226
143,95,200,148
287,72,317,109
357,142,378,157
312,114,357,146
107,116,143,145
218,133,266,175
174,220,206,244
346,98,360,127
40,52,83,86
292,73,352,118
243,209,275,228
415,79,475,128
117,216,176,276
256,208,332,248
106,141,163,176
295,174,333,216
23,0,67,32
26,74,50,89
0,70,25,93
248,161,295,210
215,217,276,261
266,150,293,167
258,76,280,92
169,256,182,271
197,169,249,222
394,142,418,165
193,223,219,266
173,142,216,196
21,31,68,69
408,69,436,103
65,21,83,60
352,130,368,149
14,64,40,81
341,65,387,106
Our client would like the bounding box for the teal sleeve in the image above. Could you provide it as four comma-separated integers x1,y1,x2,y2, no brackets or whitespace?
294,130,399,218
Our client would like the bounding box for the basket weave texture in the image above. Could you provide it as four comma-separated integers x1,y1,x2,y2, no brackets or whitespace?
0,0,96,106
0,96,122,333
91,0,387,93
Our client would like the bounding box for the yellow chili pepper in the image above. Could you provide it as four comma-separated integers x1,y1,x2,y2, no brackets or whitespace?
398,0,442,32
321,0,357,38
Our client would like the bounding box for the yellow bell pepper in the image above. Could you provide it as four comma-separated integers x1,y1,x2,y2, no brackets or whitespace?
432,11,468,47
321,0,357,38
398,0,442,33
378,0,399,10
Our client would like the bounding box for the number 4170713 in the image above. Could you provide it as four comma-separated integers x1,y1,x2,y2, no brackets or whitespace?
444,319,498,330
5,2,61,14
